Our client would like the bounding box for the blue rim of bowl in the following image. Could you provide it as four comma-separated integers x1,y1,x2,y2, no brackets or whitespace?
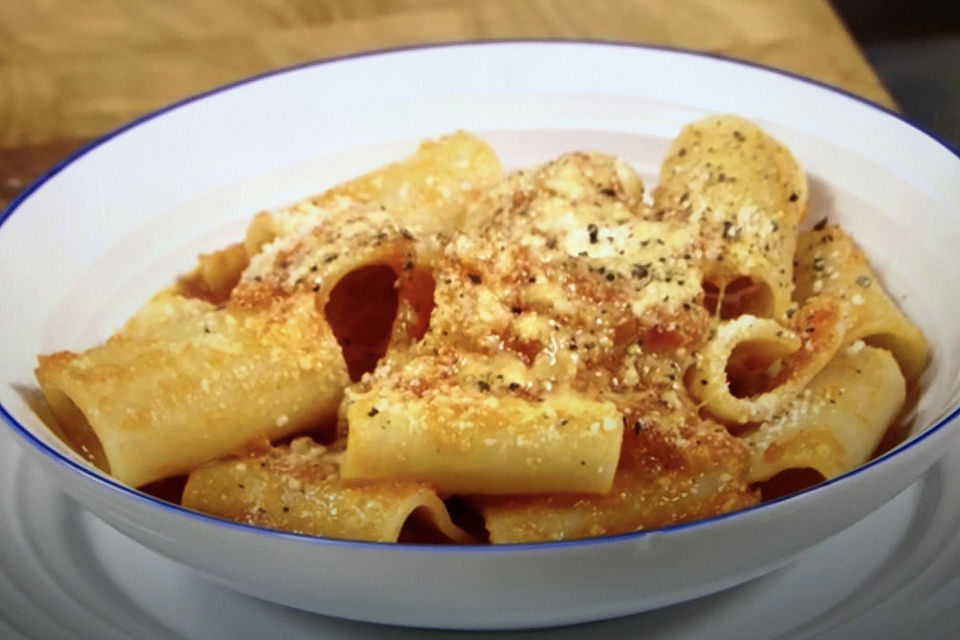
1,39,959,552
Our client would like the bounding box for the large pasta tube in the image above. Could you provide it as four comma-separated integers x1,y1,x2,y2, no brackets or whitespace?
690,295,848,424
238,205,436,380
743,344,906,482
36,292,349,487
182,437,471,543
177,132,499,305
244,131,502,254
341,388,624,495
477,419,758,543
654,116,807,320
794,225,929,381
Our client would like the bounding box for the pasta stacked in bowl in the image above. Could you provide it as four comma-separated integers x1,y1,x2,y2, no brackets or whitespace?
34,116,928,545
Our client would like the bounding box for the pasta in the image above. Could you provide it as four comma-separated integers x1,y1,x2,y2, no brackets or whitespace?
742,343,906,482
35,118,927,544
654,116,807,321
793,224,929,381
476,400,758,543
342,387,624,494
691,295,849,424
182,437,472,543
36,290,349,488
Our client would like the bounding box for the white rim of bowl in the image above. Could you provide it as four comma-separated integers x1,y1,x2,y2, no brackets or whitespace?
1,39,959,552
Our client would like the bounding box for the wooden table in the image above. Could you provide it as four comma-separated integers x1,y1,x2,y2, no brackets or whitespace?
0,0,892,208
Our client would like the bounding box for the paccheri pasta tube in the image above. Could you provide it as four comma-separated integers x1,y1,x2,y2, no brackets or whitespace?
793,224,929,381
182,437,471,543
36,291,349,487
654,116,808,321
36,118,927,543
743,344,906,482
342,387,624,494
690,295,849,424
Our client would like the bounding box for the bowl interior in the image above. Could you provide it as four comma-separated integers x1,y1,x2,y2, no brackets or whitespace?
1,42,959,525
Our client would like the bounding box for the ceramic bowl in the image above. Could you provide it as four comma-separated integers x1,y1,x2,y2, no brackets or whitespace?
1,41,959,630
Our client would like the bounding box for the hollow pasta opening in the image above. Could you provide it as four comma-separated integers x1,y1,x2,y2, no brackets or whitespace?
324,264,400,381
444,496,491,543
703,276,775,319
40,386,110,473
725,341,784,399
397,506,463,544
757,467,825,501
141,474,189,504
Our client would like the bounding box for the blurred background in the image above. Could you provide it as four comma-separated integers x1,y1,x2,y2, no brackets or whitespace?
834,0,959,147
1,0,957,208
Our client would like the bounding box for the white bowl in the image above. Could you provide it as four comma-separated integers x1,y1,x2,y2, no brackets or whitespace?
1,41,959,630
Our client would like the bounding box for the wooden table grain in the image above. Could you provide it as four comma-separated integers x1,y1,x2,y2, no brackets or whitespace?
0,0,892,208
